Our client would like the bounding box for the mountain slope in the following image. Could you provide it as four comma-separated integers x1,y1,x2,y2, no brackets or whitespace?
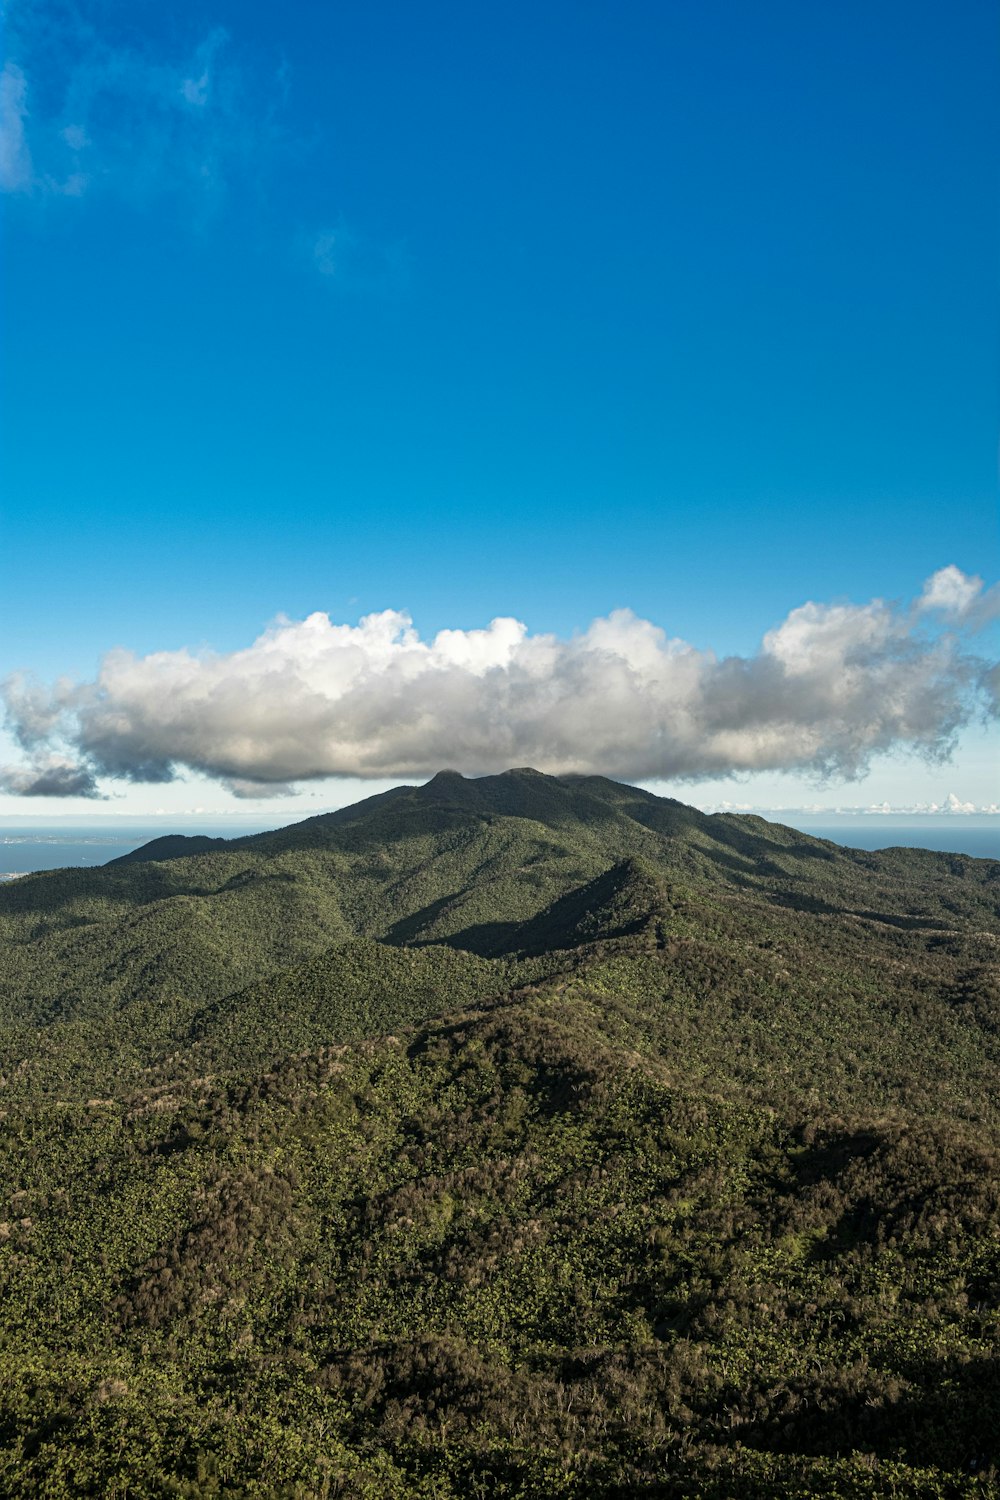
1,770,995,1035
504,856,675,955
1,959,998,1496
1,770,999,1494
182,937,519,1078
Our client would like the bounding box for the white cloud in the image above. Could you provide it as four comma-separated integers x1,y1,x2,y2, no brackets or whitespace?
702,796,1000,816
918,564,1000,628
919,564,981,617
858,795,997,816
2,17,283,205
2,569,997,797
0,61,89,195
0,62,32,192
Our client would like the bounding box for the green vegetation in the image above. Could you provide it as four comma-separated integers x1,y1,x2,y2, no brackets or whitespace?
0,769,997,1495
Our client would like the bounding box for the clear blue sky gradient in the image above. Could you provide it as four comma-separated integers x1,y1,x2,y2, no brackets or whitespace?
1,0,997,811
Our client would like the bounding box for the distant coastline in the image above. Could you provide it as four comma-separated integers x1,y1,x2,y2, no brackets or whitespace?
798,825,999,859
2,812,997,878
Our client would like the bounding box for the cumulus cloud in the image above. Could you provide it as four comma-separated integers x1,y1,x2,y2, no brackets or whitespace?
223,777,299,800
710,795,1000,816
918,564,1000,628
0,754,102,799
2,569,997,797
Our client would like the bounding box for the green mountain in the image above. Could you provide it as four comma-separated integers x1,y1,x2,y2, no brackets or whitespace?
0,770,998,1496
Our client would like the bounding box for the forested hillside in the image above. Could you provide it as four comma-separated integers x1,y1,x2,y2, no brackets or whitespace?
0,771,997,1496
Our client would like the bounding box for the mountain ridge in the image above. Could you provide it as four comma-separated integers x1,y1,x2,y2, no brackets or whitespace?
1,771,995,1048
0,768,999,1492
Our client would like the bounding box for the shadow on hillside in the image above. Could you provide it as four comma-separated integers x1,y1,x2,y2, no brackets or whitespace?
688,843,794,882
382,893,464,947
750,884,956,931
443,920,524,955
219,869,299,894
384,894,524,956
787,1126,883,1181
734,1352,1000,1470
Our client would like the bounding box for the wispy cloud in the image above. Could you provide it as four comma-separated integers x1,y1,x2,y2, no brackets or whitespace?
308,221,410,292
1,10,285,206
178,30,227,109
0,61,32,192
3,8,403,285
2,568,997,798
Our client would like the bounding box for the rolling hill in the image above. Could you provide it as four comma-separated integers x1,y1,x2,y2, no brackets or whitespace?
0,770,997,1496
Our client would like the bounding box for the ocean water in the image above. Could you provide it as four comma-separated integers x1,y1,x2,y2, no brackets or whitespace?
799,826,1000,859
0,826,264,880
1,818,997,881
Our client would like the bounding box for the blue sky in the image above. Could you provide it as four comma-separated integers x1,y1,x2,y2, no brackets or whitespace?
1,0,997,818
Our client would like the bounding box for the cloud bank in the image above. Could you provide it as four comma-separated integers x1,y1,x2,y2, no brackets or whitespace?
2,569,997,798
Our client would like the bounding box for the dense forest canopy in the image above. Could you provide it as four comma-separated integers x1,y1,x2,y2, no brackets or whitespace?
0,769,998,1496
